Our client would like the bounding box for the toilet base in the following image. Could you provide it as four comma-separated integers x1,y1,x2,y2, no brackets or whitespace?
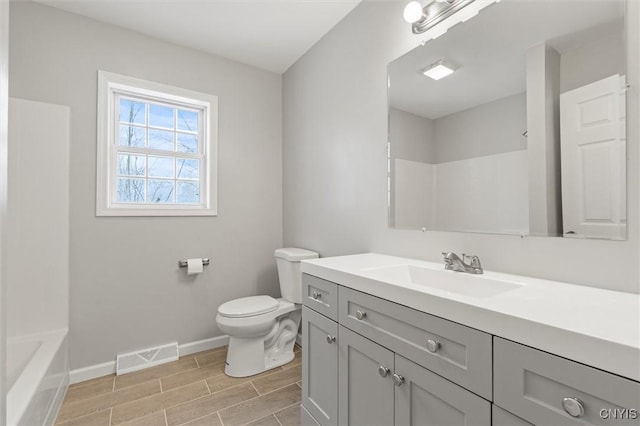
224,337,297,378
224,309,301,378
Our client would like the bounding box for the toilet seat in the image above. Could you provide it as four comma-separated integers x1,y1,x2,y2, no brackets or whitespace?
218,295,279,318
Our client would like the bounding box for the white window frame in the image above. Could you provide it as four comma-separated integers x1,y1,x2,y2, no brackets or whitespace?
97,70,218,216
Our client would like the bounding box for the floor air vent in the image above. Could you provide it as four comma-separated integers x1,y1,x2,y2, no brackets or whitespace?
116,342,179,375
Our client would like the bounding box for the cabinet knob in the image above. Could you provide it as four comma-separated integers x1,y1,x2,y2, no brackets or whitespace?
562,397,585,418
426,339,441,353
355,310,367,320
312,291,322,300
392,373,405,386
378,365,390,377
326,335,336,344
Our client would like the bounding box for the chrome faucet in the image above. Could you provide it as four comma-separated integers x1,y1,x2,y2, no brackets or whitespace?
442,252,483,274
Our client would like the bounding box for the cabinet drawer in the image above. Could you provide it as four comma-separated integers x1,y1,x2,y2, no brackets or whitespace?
338,286,492,400
303,274,338,320
494,337,640,425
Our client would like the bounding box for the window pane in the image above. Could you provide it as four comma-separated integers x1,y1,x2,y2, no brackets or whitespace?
148,180,174,203
119,125,146,147
148,129,175,151
177,181,200,204
149,104,174,129
117,154,146,176
119,99,145,125
177,109,198,132
117,178,145,202
148,156,174,178
177,158,199,180
177,133,198,153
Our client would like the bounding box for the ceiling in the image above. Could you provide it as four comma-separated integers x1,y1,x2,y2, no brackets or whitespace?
32,0,361,74
389,0,624,120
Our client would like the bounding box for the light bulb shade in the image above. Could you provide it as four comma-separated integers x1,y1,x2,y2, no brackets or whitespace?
403,1,425,24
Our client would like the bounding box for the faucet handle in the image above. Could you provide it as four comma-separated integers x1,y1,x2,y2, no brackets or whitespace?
462,254,482,267
441,252,453,269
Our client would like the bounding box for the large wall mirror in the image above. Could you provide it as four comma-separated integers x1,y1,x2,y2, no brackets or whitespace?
388,0,627,240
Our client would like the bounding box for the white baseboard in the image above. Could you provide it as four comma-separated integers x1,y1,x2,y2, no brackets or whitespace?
69,335,230,385
69,360,116,384
178,335,229,357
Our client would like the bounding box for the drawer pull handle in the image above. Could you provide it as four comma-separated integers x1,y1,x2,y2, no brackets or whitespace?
562,397,585,418
355,310,367,320
426,339,441,353
312,291,322,300
392,373,405,386
378,365,390,377
326,335,336,344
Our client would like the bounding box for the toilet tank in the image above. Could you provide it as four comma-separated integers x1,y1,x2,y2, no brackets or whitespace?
274,248,319,303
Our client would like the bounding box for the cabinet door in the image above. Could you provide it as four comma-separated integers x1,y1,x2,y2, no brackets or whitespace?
302,306,338,426
338,326,395,426
394,355,490,426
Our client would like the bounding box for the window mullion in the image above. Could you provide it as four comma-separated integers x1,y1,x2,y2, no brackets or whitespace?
116,146,202,159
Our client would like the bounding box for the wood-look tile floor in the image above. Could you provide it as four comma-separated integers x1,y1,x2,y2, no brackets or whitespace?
56,346,302,426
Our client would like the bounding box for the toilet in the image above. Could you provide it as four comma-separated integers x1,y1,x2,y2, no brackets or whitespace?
216,247,318,377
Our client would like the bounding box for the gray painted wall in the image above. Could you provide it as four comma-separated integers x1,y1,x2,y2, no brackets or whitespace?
9,3,283,369
389,108,434,163
434,93,526,163
391,92,526,165
283,1,640,293
561,32,625,94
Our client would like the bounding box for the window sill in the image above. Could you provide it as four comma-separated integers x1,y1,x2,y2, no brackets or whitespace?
96,206,217,217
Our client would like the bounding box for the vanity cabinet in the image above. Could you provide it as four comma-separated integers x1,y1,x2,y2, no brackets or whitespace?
302,274,491,426
301,272,640,425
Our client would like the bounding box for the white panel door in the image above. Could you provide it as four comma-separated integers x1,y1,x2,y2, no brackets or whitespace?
560,74,626,239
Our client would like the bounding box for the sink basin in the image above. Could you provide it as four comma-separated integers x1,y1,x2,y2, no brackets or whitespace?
360,264,524,298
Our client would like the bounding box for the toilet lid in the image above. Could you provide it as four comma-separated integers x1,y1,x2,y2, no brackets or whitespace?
218,295,279,318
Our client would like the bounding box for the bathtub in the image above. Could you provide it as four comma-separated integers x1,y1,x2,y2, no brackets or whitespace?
7,330,69,426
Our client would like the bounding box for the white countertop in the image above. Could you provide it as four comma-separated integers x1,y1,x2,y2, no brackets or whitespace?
301,253,640,382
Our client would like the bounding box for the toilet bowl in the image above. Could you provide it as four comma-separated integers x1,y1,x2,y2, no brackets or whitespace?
216,248,318,378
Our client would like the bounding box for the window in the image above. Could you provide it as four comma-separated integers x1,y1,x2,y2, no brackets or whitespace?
97,71,218,216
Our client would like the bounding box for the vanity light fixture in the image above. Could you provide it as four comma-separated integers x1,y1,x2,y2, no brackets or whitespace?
421,59,458,80
403,0,476,34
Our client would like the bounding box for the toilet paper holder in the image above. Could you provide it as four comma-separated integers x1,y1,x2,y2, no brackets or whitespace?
178,258,210,268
